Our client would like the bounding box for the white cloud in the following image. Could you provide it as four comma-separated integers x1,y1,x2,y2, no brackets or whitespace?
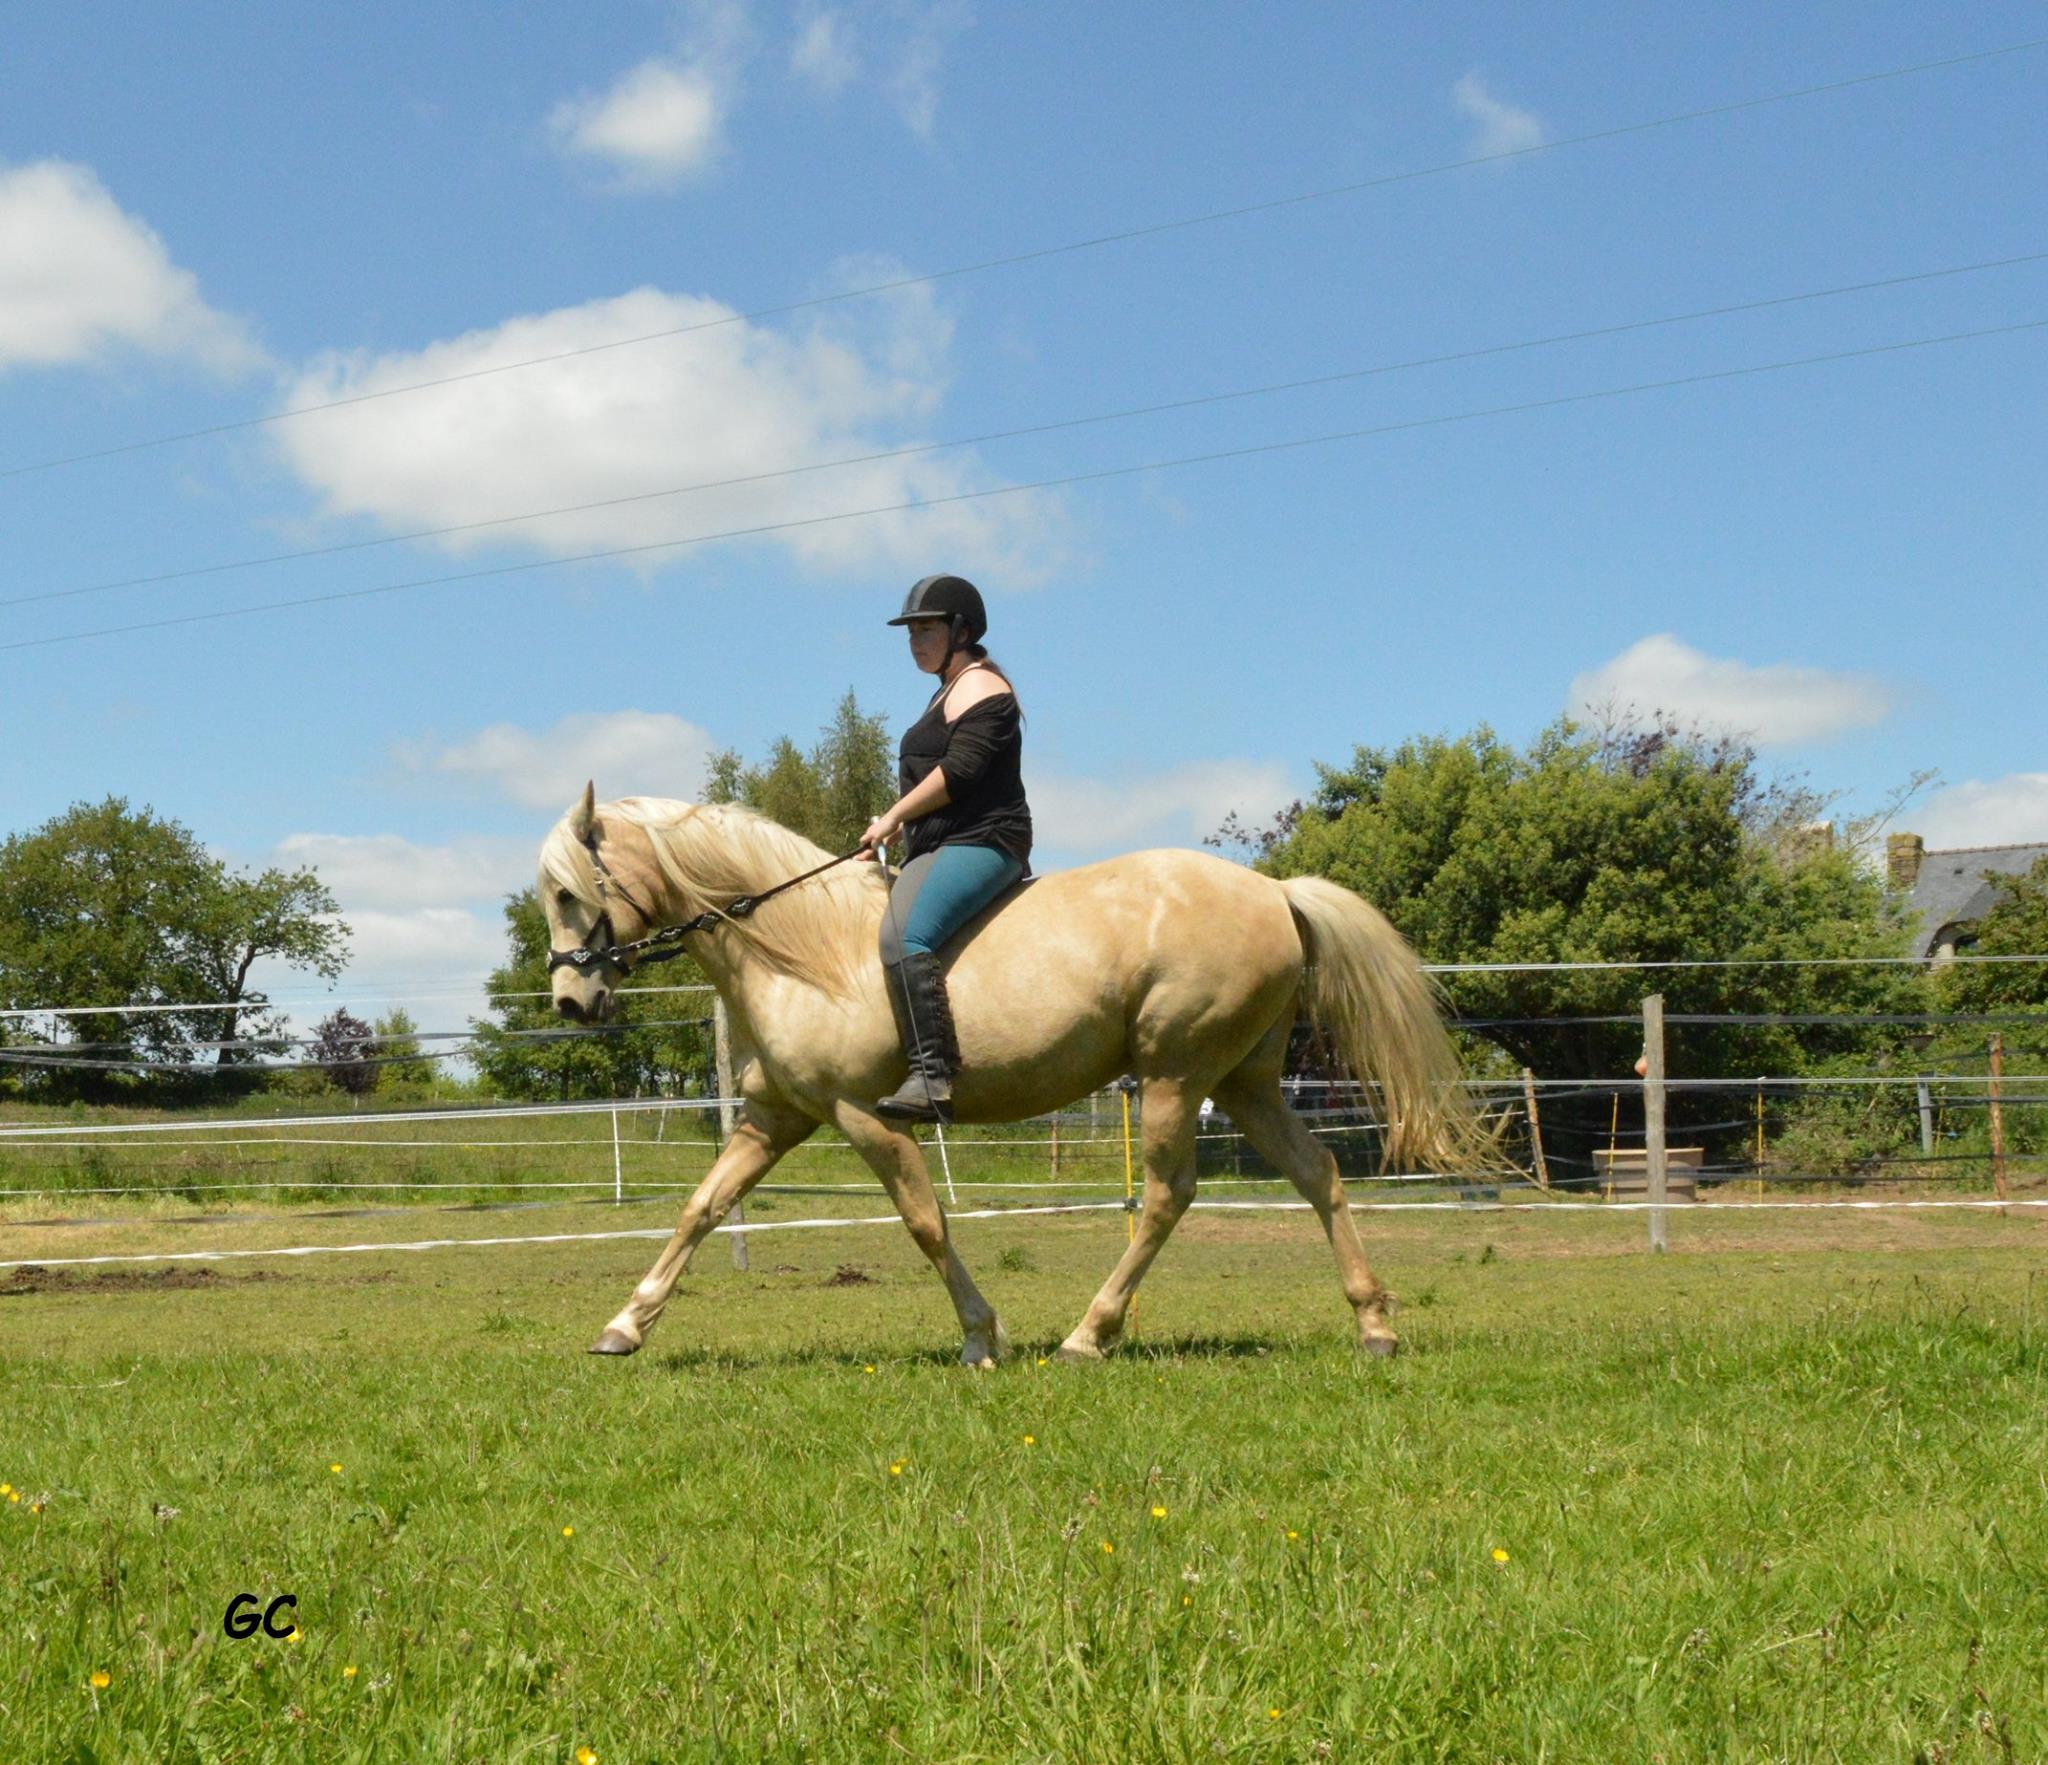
1452,72,1545,160
550,59,729,185
316,907,509,991
1570,635,1893,746
1032,760,1294,855
791,7,859,93
891,4,969,139
273,278,1060,579
1916,774,2048,849
408,711,719,812
271,832,532,910
788,3,966,137
0,159,262,375
549,2,750,188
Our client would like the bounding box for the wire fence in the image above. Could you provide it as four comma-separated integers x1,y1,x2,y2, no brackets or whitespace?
4,976,2044,1265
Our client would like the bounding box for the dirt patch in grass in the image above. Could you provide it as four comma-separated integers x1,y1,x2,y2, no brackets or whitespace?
824,1263,876,1287
0,1264,282,1297
0,1264,402,1297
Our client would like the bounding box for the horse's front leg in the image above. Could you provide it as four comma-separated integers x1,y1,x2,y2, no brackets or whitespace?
834,1100,1007,1368
588,1098,816,1355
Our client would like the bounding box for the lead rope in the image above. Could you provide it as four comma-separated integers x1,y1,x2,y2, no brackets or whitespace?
880,838,957,1206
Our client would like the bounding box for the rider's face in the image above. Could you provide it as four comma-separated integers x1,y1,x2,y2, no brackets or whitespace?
906,616,951,674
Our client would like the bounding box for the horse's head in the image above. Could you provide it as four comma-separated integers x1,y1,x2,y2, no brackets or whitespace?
540,781,649,1024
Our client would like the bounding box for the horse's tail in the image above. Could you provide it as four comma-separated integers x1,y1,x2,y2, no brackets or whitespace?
1279,876,1494,1176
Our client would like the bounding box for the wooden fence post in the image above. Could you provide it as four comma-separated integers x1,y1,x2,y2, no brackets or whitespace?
1989,1034,2008,1211
714,997,748,1270
1520,1067,1549,1191
1917,1079,1935,1158
1643,995,1668,1253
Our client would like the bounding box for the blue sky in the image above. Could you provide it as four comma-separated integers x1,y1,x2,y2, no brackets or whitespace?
2,2,2043,1019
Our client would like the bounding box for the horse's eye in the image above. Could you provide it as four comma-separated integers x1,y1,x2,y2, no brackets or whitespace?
556,889,574,906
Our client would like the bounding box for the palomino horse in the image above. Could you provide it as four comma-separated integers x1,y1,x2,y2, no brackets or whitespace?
542,787,1484,1364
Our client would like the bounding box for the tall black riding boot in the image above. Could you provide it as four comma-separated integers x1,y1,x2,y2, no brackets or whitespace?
875,951,961,1124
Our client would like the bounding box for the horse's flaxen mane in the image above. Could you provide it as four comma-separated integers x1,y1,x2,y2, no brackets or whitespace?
542,797,884,995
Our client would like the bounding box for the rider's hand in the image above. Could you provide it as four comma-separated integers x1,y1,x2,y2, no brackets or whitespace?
859,811,899,855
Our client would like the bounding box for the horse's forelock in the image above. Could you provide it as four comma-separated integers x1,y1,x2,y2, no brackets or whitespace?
538,815,602,908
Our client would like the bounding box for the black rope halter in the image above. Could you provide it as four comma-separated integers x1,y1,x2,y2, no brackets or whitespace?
546,831,866,976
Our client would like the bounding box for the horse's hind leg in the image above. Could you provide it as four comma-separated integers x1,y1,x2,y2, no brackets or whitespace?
1212,1066,1398,1356
835,1100,1007,1368
589,1096,816,1355
1058,1077,1200,1361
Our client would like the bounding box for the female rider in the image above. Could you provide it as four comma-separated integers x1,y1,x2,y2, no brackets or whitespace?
860,574,1032,1123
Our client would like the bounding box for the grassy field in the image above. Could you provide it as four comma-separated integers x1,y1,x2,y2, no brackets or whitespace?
4,1183,2047,1763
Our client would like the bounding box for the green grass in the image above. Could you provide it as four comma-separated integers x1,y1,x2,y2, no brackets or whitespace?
4,1197,2047,1762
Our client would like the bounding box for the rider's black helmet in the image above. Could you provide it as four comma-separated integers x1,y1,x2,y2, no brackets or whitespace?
887,574,986,645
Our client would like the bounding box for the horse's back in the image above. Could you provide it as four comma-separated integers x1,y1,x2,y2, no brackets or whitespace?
942,848,1304,1113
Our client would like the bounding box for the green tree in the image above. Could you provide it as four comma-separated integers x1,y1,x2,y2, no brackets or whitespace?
701,689,895,848
0,797,348,1099
1935,856,2048,1014
1238,721,1930,1171
372,1008,440,1092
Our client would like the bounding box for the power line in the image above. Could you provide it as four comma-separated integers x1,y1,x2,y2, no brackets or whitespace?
2,35,2039,483
15,248,2044,614
6,316,2041,656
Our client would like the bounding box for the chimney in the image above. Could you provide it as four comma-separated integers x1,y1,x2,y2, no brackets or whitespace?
1887,832,1925,892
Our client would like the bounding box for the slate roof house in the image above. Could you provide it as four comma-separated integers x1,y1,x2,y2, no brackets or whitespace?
1888,833,2048,960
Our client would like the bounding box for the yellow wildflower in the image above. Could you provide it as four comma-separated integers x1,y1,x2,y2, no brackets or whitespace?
862,1365,876,1374
329,1463,343,1474
6,1490,18,1504
889,1461,905,1477
343,1665,359,1679
1100,1541,1115,1555
1285,1529,1299,1541
577,1749,599,1765
1267,1707,1281,1721
1151,1506,1167,1519
0,1483,11,1494
1491,1547,1510,1564
89,1670,111,1689
286,1628,304,1643
28,1501,44,1515
561,1526,575,1538
1022,1435,1035,1446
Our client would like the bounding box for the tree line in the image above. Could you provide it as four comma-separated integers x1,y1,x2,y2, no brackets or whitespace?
4,697,2041,1163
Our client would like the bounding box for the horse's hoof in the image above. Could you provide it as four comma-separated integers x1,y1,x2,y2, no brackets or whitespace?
1055,1340,1105,1364
1358,1332,1400,1359
587,1328,640,1356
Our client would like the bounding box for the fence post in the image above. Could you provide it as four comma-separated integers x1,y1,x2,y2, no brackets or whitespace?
1643,994,1668,1253
1520,1067,1549,1190
1989,1034,2008,1211
1917,1079,1935,1157
611,1108,623,1206
714,996,748,1271
1050,1112,1060,1181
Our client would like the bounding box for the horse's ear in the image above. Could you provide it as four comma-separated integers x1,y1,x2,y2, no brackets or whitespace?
570,780,599,841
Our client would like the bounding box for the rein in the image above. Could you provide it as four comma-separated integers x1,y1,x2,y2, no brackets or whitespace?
546,836,867,976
